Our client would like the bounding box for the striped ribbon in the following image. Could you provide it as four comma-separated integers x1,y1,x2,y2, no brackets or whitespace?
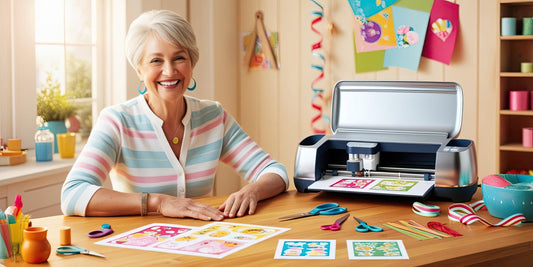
412,202,440,217
448,200,526,226
309,0,329,134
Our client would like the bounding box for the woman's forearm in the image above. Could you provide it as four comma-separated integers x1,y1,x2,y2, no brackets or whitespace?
85,188,224,220
85,188,145,216
255,173,287,201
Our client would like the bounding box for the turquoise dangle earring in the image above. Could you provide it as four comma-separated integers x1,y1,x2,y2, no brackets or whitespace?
138,81,147,95
187,78,197,91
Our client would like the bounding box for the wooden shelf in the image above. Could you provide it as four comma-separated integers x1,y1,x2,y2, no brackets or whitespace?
500,72,533,77
501,0,533,4
500,143,533,151
500,35,533,40
500,110,533,115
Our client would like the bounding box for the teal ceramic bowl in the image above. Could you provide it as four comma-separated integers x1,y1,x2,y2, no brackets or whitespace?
481,174,533,222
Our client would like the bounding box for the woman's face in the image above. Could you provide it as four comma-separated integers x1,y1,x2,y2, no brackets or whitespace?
136,35,192,101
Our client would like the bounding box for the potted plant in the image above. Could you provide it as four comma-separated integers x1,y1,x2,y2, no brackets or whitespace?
36,73,76,153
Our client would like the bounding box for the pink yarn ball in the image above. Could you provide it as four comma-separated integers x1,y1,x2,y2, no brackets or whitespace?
482,174,512,188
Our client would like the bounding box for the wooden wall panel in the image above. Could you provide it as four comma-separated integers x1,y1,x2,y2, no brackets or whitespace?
233,0,497,190
278,0,302,178
478,0,500,178
444,0,479,144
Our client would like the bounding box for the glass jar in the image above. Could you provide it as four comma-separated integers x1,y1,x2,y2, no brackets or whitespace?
35,126,54,162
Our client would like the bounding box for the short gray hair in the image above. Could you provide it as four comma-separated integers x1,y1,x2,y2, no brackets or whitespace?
125,10,199,70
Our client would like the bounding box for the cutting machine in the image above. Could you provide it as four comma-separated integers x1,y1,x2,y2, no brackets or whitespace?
294,81,478,202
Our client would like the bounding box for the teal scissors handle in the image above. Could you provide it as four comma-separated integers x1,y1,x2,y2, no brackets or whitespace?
279,203,346,221
57,246,84,255
309,203,340,214
316,206,347,215
355,221,383,232
56,246,106,258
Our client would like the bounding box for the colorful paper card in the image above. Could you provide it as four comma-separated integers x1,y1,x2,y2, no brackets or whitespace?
330,178,375,189
347,0,399,18
346,240,409,260
421,0,459,65
353,32,388,73
383,6,430,71
97,222,289,259
274,239,336,260
307,175,434,197
371,179,417,191
354,7,397,52
394,0,434,12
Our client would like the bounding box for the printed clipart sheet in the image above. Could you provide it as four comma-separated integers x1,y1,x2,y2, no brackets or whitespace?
96,222,290,259
274,239,336,260
346,240,409,260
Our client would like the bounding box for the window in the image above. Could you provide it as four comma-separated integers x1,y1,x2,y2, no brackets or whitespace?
1,0,131,149
35,0,97,138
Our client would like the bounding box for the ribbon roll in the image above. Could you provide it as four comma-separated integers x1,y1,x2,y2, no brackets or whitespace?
448,200,526,227
309,0,329,134
412,202,440,217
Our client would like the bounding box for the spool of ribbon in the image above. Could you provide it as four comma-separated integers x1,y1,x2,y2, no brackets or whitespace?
309,0,329,134
412,202,440,217
448,200,526,226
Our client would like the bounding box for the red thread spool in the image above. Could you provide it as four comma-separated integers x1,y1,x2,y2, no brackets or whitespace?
509,91,529,110
523,127,533,147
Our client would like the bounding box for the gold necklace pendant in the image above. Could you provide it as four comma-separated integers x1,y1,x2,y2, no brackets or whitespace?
172,137,179,144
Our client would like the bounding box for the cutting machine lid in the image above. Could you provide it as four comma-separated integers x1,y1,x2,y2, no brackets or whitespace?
331,81,463,140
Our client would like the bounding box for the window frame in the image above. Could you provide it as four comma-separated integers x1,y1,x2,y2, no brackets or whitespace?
0,0,113,149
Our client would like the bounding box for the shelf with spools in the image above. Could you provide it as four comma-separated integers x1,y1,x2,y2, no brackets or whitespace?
498,0,533,173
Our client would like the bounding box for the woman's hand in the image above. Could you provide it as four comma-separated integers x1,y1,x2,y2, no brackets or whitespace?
218,173,286,218
219,183,260,218
152,194,224,221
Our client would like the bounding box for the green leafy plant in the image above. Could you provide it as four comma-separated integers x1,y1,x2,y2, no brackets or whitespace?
36,72,76,122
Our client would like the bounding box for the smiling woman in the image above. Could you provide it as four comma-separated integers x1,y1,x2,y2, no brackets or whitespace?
60,10,289,222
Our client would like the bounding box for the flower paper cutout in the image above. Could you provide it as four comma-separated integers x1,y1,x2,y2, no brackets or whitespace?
431,18,453,42
361,20,382,43
396,25,419,48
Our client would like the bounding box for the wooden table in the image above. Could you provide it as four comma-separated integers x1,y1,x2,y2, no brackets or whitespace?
4,189,533,266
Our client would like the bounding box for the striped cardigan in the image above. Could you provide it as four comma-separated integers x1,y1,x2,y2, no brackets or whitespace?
61,94,288,216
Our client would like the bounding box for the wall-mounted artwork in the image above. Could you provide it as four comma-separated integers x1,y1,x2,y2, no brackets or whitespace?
421,0,459,65
383,6,429,71
242,11,280,70
353,6,397,53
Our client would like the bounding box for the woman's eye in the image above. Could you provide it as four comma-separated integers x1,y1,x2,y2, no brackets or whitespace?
150,58,162,64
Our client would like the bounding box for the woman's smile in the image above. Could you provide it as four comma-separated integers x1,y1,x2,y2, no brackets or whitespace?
158,79,180,88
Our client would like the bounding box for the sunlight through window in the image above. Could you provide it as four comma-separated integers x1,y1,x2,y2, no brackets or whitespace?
34,0,95,137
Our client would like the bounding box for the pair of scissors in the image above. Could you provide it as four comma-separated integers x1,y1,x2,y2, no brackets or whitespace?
279,202,347,221
88,223,114,238
56,246,106,258
320,213,350,231
353,216,383,232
